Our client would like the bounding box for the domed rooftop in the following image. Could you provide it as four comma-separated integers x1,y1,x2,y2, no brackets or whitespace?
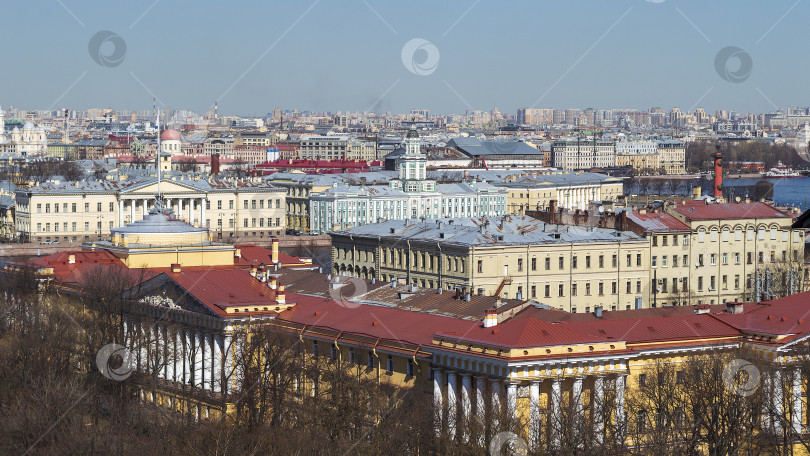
406,125,419,139
113,211,205,235
160,129,182,141
110,206,209,248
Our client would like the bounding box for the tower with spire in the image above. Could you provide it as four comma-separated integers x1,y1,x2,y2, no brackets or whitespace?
390,124,435,193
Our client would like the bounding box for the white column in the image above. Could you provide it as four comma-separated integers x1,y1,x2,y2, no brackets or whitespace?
201,198,206,227
161,324,169,380
194,331,204,389
615,374,626,442
118,199,124,227
129,199,134,223
551,378,562,449
506,382,518,423
594,376,605,444
774,369,784,434
491,379,502,431
202,332,212,391
181,329,190,386
446,370,458,439
139,322,148,373
793,368,803,435
188,198,193,224
152,325,162,379
529,380,541,449
433,369,443,437
142,198,148,217
222,334,233,395
213,334,223,394
475,376,486,446
460,373,472,442
573,376,584,428
173,328,181,383
761,372,771,429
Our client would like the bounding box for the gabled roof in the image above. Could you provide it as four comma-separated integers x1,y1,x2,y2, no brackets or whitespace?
163,269,281,317
572,314,740,345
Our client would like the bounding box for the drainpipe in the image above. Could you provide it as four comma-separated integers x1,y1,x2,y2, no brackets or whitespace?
372,338,381,383
334,331,342,363
437,242,443,290
412,346,422,374
407,239,411,284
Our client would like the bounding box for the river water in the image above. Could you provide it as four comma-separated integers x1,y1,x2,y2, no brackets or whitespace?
724,176,810,211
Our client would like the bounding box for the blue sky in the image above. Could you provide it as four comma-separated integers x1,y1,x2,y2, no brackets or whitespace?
1,1,805,116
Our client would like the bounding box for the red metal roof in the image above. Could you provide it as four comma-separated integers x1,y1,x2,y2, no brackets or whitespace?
671,201,790,221
278,293,480,346
628,211,690,232
435,317,611,348
235,244,312,268
571,314,740,345
165,269,280,317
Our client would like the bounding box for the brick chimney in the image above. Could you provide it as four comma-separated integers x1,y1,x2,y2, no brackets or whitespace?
276,282,286,304
211,153,221,175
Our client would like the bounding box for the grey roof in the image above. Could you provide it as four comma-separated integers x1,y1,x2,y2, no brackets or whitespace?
446,137,542,157
111,210,206,234
0,195,14,208
335,215,644,247
492,172,622,188
0,180,17,193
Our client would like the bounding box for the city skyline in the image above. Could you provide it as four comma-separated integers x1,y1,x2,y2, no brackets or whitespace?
3,1,807,115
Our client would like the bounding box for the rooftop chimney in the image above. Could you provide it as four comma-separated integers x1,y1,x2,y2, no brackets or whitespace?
171,263,181,273
276,282,286,304
269,275,278,290
258,264,266,282
726,302,744,314
68,254,76,264
271,238,280,263
594,305,603,318
483,308,498,328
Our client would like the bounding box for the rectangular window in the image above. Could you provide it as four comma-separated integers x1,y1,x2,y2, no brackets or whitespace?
217,200,222,210
598,282,604,296
477,260,483,273
97,202,102,212
612,254,617,267
673,255,678,267
243,200,248,209
626,281,631,294
37,203,42,213
559,256,564,269
572,283,577,296
84,222,89,231
85,203,90,212
710,254,716,265
109,202,114,212
637,254,642,266
407,359,414,376
531,285,536,298
558,284,564,297
612,282,617,295
586,283,591,296
698,277,704,291
259,200,264,209
545,257,550,270
734,275,740,289
636,281,641,293
626,254,631,267
230,200,235,210
71,222,76,231
599,255,604,268
45,204,50,213
572,256,578,269
652,256,657,267
71,203,76,212
531,258,536,271
517,258,523,272
544,285,550,298
586,256,591,268
54,204,59,213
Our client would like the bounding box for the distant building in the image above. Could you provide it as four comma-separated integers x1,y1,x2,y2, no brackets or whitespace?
445,137,547,169
552,138,616,171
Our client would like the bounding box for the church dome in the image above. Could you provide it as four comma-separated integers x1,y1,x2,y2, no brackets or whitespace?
160,129,182,141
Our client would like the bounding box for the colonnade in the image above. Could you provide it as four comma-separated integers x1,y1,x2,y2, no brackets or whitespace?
433,367,626,449
119,197,206,227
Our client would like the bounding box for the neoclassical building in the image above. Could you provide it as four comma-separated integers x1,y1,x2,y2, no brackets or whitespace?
14,177,286,243
309,127,507,233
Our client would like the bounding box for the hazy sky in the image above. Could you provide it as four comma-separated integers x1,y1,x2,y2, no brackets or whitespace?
1,1,805,116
